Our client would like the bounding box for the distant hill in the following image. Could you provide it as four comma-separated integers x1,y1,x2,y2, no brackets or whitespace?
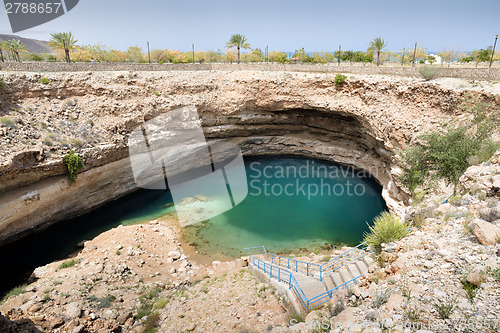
0,34,52,54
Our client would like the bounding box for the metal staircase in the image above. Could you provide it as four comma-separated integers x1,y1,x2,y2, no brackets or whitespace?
244,244,374,313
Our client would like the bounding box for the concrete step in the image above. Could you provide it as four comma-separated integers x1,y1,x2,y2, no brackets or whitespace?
356,260,369,275
338,267,352,284
347,263,361,278
323,274,335,290
363,256,374,267
330,272,343,287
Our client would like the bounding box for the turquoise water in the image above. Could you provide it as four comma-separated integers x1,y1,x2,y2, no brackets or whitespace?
0,156,386,296
182,157,387,257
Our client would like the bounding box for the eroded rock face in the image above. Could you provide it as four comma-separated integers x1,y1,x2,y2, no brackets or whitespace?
0,70,496,243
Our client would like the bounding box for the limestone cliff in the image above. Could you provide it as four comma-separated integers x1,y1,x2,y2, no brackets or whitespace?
0,70,497,243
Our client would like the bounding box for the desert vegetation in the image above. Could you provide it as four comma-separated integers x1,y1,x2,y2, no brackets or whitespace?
1,32,498,67
400,98,500,193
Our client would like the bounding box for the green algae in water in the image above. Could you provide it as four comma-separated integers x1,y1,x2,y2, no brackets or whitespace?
182,157,387,258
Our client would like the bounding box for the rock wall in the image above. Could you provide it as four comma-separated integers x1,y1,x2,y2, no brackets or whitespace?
0,70,496,244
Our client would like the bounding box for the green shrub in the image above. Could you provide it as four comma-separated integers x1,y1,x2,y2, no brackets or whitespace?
418,66,441,81
0,117,15,128
363,212,410,253
1,285,27,303
58,259,76,269
153,298,169,310
484,267,500,280
40,77,50,85
433,301,454,319
64,150,83,183
143,311,160,333
70,139,84,149
405,305,421,321
371,290,391,308
334,74,347,87
401,121,497,193
473,140,500,164
461,278,480,302
135,286,163,320
90,294,116,308
28,53,44,61
0,77,4,89
43,137,53,146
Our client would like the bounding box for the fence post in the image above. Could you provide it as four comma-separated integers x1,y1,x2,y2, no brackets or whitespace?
278,267,281,281
289,274,292,289
307,264,309,276
270,265,272,278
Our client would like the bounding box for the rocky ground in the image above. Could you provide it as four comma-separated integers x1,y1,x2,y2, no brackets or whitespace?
268,151,500,333
1,71,500,332
0,216,288,332
1,70,499,164
1,150,499,332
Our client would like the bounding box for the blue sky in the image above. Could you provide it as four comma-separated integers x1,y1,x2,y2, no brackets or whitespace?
0,0,498,53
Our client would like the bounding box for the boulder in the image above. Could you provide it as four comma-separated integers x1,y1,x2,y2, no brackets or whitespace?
381,317,394,329
168,250,181,260
466,271,484,286
332,307,354,324
472,219,500,245
64,302,82,318
305,310,321,323
385,293,404,311
49,316,64,329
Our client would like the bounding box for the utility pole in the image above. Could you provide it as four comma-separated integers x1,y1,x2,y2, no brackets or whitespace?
147,41,151,63
338,45,341,66
266,45,269,63
401,48,405,66
489,35,498,69
192,43,195,64
412,42,417,67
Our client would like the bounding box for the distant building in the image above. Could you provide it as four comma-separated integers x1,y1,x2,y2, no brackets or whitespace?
425,54,442,65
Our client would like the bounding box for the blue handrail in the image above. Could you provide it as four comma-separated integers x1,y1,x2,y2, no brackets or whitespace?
321,246,370,280
245,243,371,282
247,253,311,311
244,243,374,313
308,274,363,309
322,242,367,270
328,249,374,275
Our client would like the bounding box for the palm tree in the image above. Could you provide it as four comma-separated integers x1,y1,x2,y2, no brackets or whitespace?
49,32,77,63
369,37,388,67
8,39,27,62
226,34,251,64
0,41,6,62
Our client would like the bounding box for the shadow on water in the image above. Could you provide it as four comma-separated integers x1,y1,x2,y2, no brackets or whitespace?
0,189,174,297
